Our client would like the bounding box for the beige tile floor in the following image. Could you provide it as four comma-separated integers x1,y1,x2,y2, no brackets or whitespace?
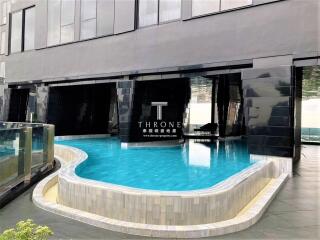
0,145,319,240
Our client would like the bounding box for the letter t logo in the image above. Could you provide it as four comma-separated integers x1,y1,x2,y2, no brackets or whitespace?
151,102,168,120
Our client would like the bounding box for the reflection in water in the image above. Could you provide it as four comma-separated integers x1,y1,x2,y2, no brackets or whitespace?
187,141,211,168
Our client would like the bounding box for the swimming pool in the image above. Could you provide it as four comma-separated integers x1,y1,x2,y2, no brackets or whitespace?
56,137,254,191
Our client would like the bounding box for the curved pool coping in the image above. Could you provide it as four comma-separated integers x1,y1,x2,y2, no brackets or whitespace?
33,144,290,238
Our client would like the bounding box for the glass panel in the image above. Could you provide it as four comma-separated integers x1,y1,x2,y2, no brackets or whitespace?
159,0,181,23
61,0,75,26
192,0,220,16
47,0,61,46
139,0,158,27
187,77,212,133
301,66,320,143
0,129,20,189
10,10,22,53
2,1,7,24
31,126,44,172
24,7,35,51
61,24,74,43
221,0,252,11
80,18,96,40
81,0,96,21
0,31,5,54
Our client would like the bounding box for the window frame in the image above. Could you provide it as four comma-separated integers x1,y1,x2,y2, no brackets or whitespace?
9,6,35,54
138,0,182,29
80,0,97,40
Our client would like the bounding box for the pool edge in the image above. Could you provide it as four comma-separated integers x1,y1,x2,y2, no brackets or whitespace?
33,144,291,238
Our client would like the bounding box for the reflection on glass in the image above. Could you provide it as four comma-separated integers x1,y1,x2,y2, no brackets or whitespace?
10,11,22,53
0,129,20,188
139,0,158,27
159,0,181,23
24,7,35,51
192,0,220,16
186,76,213,133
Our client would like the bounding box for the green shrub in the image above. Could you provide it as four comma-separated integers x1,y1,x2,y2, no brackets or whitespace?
0,219,53,240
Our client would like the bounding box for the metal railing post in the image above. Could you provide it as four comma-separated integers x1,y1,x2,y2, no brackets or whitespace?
43,124,55,169
18,127,32,184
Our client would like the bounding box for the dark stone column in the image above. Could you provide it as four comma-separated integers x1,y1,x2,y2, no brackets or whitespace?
293,68,302,162
0,80,10,121
242,66,295,158
36,85,49,123
116,80,135,143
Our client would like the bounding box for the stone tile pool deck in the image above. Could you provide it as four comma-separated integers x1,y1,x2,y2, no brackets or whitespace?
0,145,319,239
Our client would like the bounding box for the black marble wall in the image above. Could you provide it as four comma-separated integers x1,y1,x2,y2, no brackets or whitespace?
47,84,113,136
117,79,190,143
242,67,296,157
117,80,135,142
8,88,29,122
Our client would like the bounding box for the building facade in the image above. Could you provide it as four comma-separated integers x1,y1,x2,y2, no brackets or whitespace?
0,0,319,161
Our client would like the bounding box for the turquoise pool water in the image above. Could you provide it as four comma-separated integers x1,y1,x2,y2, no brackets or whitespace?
56,138,254,191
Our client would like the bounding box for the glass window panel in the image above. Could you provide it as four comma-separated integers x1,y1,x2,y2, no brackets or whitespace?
159,0,181,23
221,0,252,10
139,0,158,27
61,0,75,26
192,0,220,16
80,19,96,40
10,10,22,53
61,24,74,43
47,0,61,46
81,0,96,21
0,31,5,54
24,7,35,51
2,1,7,24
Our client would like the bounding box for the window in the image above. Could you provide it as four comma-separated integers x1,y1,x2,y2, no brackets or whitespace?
192,0,252,17
0,62,5,78
1,1,7,24
139,0,181,28
10,7,35,53
24,7,35,50
159,0,181,23
192,0,220,16
61,0,75,43
47,0,60,46
0,31,5,54
10,10,22,53
221,0,252,11
139,0,158,27
47,0,75,46
80,0,97,40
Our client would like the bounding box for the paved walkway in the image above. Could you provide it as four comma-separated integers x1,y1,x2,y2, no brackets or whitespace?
0,145,319,239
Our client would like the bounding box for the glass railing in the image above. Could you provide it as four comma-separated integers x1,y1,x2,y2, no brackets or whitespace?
301,128,320,143
0,122,54,193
